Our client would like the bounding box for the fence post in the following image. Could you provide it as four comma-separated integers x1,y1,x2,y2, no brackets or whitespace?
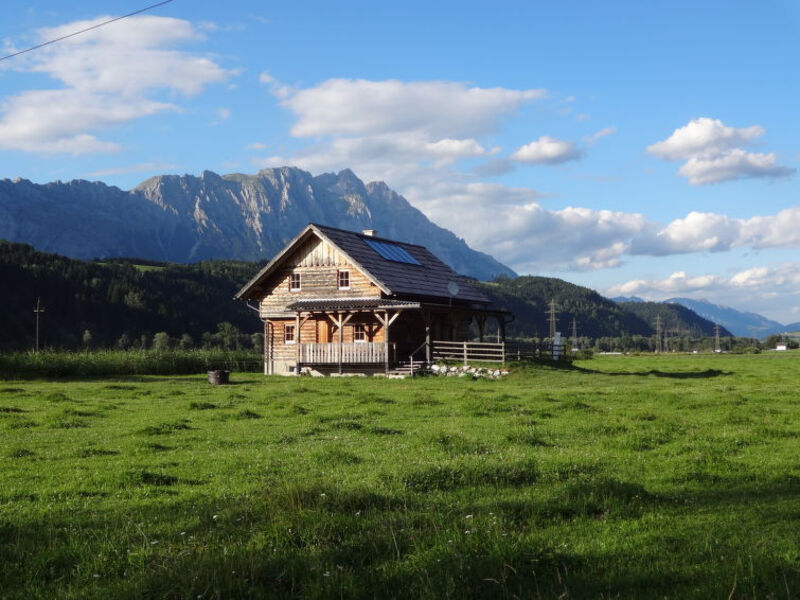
463,341,467,366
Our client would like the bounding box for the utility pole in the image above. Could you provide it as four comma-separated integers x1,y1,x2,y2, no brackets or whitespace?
571,317,578,349
714,323,721,353
655,314,663,353
33,297,45,352
547,299,558,340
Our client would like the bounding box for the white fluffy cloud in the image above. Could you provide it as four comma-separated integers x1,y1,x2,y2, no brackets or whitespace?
630,207,800,256
606,264,800,322
511,136,583,165
647,117,794,185
678,149,793,185
0,15,232,154
278,79,546,138
400,178,647,272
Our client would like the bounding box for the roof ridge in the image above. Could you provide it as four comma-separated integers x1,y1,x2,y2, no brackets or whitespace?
310,223,426,248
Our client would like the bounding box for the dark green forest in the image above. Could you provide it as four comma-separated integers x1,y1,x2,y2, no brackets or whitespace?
0,241,263,351
480,275,652,339
617,301,733,337
1,240,741,352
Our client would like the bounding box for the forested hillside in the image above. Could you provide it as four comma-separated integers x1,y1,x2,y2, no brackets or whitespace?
480,276,651,339
0,241,261,351
617,301,733,337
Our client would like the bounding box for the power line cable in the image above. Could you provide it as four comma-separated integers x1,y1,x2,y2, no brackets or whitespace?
0,0,175,63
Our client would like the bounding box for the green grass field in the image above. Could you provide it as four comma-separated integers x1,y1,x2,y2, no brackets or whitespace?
2,353,800,599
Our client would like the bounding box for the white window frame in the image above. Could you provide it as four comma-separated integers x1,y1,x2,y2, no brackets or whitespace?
284,323,296,344
289,272,301,292
353,324,367,343
337,269,350,290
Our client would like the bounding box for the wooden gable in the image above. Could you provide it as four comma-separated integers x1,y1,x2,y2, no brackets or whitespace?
258,235,381,315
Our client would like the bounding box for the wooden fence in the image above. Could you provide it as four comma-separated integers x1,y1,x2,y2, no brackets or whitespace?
431,340,545,364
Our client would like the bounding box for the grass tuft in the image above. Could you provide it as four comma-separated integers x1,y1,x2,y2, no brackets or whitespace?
139,420,192,435
237,409,262,419
189,401,218,410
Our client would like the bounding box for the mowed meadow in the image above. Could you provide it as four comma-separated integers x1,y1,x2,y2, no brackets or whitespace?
2,354,800,599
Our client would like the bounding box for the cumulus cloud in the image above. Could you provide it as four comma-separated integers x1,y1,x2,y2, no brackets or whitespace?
0,15,232,154
630,207,800,256
678,149,793,185
606,264,800,322
277,79,546,138
254,77,543,175
511,136,583,165
403,178,647,272
647,117,794,185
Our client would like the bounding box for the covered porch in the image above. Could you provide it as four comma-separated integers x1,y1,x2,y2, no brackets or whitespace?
265,298,509,375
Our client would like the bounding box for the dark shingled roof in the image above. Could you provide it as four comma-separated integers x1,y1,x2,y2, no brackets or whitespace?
314,224,489,304
235,223,491,304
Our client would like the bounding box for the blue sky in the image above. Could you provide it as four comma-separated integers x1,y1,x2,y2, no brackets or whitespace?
1,0,800,321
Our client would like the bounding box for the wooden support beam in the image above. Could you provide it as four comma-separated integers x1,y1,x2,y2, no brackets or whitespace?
423,310,432,363
476,314,486,342
295,313,301,374
335,312,344,375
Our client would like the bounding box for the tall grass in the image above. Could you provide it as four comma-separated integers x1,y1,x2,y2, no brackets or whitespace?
0,349,261,379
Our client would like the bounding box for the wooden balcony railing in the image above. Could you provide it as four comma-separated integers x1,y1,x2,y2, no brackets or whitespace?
300,342,392,364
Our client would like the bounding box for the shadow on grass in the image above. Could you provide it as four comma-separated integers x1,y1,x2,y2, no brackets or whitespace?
569,365,734,379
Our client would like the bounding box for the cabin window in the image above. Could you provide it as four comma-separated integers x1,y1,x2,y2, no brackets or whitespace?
353,324,367,342
289,272,301,291
284,324,296,344
337,270,350,290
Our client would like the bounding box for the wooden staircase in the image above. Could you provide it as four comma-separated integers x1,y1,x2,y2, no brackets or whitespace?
387,360,431,378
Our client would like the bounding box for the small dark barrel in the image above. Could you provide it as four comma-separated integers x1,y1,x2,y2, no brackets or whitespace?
207,370,230,385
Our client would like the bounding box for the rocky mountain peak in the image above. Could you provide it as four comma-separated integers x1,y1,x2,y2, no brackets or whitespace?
0,166,516,280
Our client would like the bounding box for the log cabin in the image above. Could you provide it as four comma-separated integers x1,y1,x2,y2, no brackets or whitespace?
235,224,510,375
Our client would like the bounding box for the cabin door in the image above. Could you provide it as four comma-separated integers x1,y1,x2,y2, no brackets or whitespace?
317,319,333,343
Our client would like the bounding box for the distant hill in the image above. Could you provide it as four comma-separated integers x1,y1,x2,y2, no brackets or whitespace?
665,298,784,338
0,241,257,351
617,301,733,337
0,167,514,282
481,276,651,339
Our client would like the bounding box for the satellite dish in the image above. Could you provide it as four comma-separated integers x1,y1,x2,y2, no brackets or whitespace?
447,281,460,297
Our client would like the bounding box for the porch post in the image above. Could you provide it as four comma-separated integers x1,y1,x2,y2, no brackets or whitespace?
384,310,390,375
264,320,272,375
295,312,301,374
337,312,344,375
423,310,431,364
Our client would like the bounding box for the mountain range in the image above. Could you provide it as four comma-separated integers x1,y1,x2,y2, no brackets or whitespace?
0,166,513,282
611,296,797,338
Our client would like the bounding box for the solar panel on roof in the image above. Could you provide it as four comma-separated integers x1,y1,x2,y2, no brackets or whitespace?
364,238,422,265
